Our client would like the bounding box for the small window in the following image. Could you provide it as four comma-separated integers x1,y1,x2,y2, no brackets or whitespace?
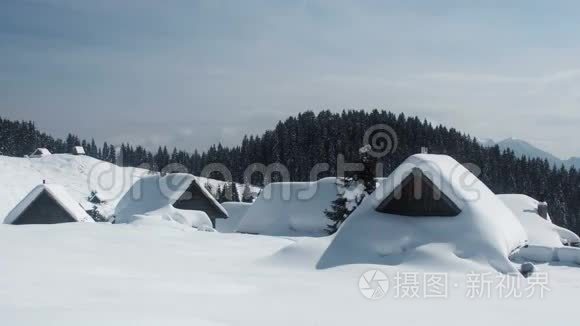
376,168,461,217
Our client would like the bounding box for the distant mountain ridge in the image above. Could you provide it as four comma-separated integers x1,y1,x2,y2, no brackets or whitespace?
481,138,579,169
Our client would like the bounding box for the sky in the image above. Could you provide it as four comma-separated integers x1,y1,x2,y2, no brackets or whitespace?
1,0,580,158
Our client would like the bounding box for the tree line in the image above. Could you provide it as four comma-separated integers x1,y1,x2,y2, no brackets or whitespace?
1,111,579,234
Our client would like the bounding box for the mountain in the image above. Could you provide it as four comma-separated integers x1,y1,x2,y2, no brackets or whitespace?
482,138,578,169
564,157,580,169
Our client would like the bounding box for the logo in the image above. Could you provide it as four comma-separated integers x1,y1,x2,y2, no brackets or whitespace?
362,124,398,158
359,269,389,300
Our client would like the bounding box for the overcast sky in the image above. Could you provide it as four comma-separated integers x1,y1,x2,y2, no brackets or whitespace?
1,0,580,158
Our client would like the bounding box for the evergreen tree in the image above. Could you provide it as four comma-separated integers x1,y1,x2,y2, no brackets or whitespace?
87,205,108,222
324,179,353,234
204,182,214,197
242,184,254,203
231,182,240,202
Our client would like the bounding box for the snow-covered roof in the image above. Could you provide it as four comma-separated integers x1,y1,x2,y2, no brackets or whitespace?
217,202,253,233
114,173,226,227
318,154,528,274
29,148,51,157
72,146,85,155
191,176,229,217
236,177,339,236
3,184,94,224
498,194,580,247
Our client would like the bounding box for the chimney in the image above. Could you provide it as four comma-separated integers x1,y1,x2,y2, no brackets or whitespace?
421,147,429,154
42,179,46,184
538,202,549,219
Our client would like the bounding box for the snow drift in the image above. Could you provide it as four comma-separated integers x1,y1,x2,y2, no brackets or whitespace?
235,177,339,236
318,154,528,273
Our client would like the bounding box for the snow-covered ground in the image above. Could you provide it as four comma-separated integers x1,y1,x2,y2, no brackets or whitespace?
0,222,579,325
1,154,580,325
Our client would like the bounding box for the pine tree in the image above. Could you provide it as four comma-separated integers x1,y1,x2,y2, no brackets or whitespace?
204,182,214,198
324,145,378,234
242,184,254,203
87,205,108,222
357,144,378,196
87,190,104,204
325,180,353,234
231,182,240,202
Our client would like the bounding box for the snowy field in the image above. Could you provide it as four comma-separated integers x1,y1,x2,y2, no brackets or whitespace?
0,221,579,325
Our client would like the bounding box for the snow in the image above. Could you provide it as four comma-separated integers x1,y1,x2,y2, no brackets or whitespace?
0,154,579,324
73,146,86,155
318,154,528,274
500,194,580,264
4,183,94,224
216,201,252,233
0,222,578,325
235,177,339,236
114,173,214,229
499,194,579,247
0,154,150,222
29,147,52,157
0,154,247,225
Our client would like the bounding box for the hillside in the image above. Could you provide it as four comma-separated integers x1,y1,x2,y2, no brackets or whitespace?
0,154,249,223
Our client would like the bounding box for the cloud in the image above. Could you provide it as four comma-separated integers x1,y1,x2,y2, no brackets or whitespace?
1,0,580,158
415,69,580,85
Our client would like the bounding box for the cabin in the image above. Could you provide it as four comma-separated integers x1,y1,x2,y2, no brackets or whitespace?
114,173,227,228
499,194,580,263
72,146,86,155
28,148,51,158
172,178,229,226
375,167,461,217
4,184,95,224
317,154,528,274
235,177,339,236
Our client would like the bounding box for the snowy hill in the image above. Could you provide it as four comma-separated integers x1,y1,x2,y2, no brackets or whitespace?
0,154,250,223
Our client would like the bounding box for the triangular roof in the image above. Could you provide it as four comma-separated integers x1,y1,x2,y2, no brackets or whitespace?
4,184,94,224
499,194,580,247
114,173,228,223
173,177,229,218
318,154,527,273
375,168,461,217
29,148,51,157
72,146,86,155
